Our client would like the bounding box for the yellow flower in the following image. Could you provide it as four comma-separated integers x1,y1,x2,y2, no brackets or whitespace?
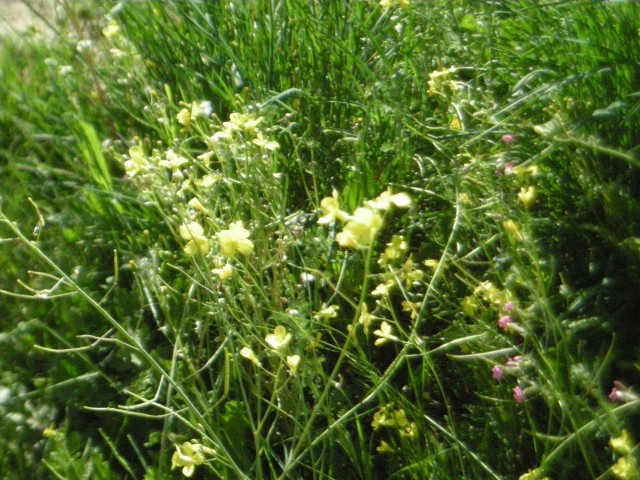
518,186,537,209
265,326,292,350
317,190,349,225
373,321,399,346
461,295,478,316
336,207,383,249
252,132,280,151
366,188,412,211
187,197,208,215
612,457,637,480
286,354,301,375
378,235,408,266
179,221,210,256
518,468,550,480
223,112,263,132
212,263,233,280
176,108,192,129
358,303,374,334
314,305,339,321
171,440,214,478
372,280,395,297
239,347,261,366
159,149,189,171
376,440,394,453
610,430,634,456
102,21,120,38
503,219,523,241
124,145,150,178
216,221,254,258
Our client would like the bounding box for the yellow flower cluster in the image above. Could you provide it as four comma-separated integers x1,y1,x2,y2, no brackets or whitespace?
171,440,215,478
371,405,417,439
317,187,411,249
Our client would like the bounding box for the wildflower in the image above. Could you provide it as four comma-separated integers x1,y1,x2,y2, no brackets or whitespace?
286,355,301,375
373,321,399,347
518,186,537,209
177,101,213,129
239,347,260,366
314,305,339,321
372,280,395,297
609,382,639,403
518,468,550,480
216,221,254,258
197,151,214,167
461,295,478,316
336,207,383,249
124,145,150,178
503,301,515,312
196,173,222,188
252,132,279,151
399,421,418,439
223,112,263,132
179,221,210,256
187,197,208,215
612,457,638,480
317,189,349,225
160,149,189,171
171,440,214,478
503,219,523,241
501,134,515,144
428,67,458,96
610,430,634,456
265,326,292,350
366,188,412,211
401,300,420,321
378,235,408,266
492,365,504,382
506,355,523,368
376,440,394,453
513,386,526,403
371,405,394,429
212,263,233,280
358,304,374,334
511,165,540,182
498,315,513,331
379,0,410,10
102,21,120,38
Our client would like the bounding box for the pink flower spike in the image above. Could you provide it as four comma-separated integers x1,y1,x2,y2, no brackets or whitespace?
498,315,513,331
501,134,515,144
506,356,523,367
492,365,504,382
513,386,526,403
609,382,639,403
503,301,515,312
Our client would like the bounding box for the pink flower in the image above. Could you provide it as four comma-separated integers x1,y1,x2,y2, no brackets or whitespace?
503,301,514,312
492,365,504,382
498,315,513,331
506,355,523,367
513,386,525,403
609,381,639,403
501,134,515,144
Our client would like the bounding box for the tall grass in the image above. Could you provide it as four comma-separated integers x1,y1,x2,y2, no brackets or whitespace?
1,0,639,478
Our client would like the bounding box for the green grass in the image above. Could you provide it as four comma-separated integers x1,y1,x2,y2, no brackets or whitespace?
1,0,639,478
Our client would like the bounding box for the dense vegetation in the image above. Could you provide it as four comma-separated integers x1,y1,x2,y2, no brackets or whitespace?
1,1,638,478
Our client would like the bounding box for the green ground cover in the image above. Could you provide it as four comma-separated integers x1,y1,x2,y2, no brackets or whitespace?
1,0,639,478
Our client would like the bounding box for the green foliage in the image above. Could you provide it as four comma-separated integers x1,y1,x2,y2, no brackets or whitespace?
1,0,639,479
